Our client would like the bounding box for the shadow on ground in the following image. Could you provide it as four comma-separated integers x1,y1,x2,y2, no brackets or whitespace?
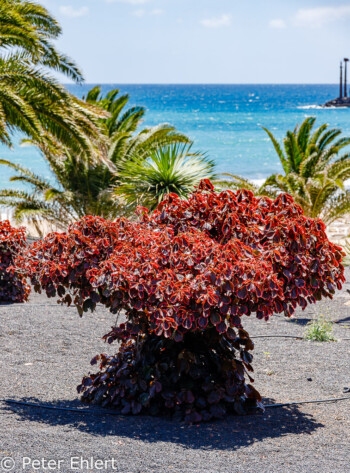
1,397,323,451
335,316,350,325
286,317,311,326
286,314,350,326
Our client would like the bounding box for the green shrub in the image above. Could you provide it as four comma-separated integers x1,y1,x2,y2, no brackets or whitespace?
304,315,336,342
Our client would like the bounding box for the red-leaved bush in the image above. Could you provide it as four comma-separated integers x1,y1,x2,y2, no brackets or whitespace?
16,180,345,421
0,220,30,303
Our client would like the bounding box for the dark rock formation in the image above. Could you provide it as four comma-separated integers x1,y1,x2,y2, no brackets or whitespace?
323,97,350,107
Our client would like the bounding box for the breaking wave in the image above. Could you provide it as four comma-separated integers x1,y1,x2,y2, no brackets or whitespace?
298,105,349,110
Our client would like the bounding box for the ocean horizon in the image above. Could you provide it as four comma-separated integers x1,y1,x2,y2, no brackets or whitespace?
1,83,349,190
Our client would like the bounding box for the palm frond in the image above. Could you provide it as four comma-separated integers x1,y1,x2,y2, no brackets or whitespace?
262,117,350,221
262,127,289,173
116,143,215,209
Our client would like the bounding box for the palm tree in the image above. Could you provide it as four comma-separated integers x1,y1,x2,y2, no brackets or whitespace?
116,143,215,209
0,0,103,154
0,87,193,232
83,86,189,167
261,117,350,223
0,154,121,234
220,117,350,224
0,0,82,81
0,54,104,152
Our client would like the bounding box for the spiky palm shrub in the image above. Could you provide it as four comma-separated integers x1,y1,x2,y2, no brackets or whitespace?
0,87,190,232
116,143,215,209
16,181,345,422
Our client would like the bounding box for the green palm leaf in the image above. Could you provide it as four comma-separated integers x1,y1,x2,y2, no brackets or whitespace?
0,86,193,231
263,117,350,221
116,143,215,209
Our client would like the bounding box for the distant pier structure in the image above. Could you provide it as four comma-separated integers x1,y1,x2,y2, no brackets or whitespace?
324,58,350,107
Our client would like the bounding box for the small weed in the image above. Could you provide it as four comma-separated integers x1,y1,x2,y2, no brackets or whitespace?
304,315,337,342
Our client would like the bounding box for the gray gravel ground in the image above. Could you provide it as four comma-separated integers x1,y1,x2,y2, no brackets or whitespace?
0,269,349,473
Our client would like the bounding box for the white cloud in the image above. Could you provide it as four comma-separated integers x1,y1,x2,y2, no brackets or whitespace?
294,5,350,28
151,8,163,16
269,18,286,29
200,13,232,29
59,5,89,17
132,8,145,17
107,0,151,4
132,7,163,17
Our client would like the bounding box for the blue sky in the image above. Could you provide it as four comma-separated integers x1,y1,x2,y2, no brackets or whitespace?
43,0,350,83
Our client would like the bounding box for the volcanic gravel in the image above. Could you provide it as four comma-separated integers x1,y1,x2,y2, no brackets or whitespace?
0,269,349,473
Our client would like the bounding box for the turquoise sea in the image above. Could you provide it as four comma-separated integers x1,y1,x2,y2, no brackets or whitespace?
1,84,350,189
